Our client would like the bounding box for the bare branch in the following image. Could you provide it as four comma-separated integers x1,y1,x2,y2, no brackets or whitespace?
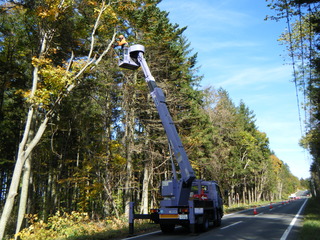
88,0,108,60
94,29,117,67
50,124,63,159
66,51,74,72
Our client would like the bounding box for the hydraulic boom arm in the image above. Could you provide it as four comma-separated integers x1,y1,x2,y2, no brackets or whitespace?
123,45,223,236
119,44,195,186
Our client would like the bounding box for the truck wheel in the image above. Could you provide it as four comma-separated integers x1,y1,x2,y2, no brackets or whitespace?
201,215,209,232
215,211,222,227
160,224,175,234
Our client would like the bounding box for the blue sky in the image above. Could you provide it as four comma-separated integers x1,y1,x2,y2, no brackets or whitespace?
158,0,311,179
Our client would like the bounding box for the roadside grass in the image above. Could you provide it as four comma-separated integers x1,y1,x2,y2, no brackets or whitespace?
13,212,159,240
13,200,285,240
66,220,159,240
299,197,320,240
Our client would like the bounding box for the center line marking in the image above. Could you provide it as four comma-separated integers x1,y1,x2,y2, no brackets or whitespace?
220,221,243,230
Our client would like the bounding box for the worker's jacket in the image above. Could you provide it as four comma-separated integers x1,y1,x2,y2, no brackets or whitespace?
117,39,128,47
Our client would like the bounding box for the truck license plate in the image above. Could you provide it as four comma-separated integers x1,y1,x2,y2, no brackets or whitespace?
195,208,204,214
179,214,188,220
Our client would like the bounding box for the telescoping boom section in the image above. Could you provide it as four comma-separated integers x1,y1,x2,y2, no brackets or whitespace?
119,44,223,235
119,45,196,199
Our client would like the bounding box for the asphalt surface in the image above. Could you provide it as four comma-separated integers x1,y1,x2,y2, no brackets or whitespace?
124,198,308,240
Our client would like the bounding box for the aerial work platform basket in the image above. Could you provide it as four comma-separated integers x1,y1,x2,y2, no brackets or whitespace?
118,45,145,70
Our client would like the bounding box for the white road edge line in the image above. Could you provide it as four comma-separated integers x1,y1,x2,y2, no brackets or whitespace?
220,221,243,230
124,230,162,240
280,198,308,240
255,212,264,216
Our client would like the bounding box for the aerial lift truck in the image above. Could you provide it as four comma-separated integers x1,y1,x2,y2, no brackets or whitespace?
118,44,224,234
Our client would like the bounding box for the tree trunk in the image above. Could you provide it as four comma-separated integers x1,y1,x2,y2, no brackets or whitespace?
254,177,257,202
242,178,247,205
43,169,55,222
228,185,234,207
256,175,262,202
140,162,149,214
0,29,50,238
278,181,283,199
14,155,32,239
124,146,133,217
103,176,120,218
0,147,28,239
123,74,137,217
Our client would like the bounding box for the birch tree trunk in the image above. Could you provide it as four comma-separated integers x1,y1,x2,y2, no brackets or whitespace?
15,107,37,238
140,162,149,214
0,47,47,238
0,108,49,239
14,156,32,240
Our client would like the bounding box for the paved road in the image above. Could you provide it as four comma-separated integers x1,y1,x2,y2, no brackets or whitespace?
124,198,308,240
295,190,310,197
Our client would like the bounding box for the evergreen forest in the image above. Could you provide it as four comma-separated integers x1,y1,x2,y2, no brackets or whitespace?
0,0,314,238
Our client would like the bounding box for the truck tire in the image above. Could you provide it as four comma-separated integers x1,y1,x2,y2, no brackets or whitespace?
201,215,209,232
214,211,222,227
160,224,175,234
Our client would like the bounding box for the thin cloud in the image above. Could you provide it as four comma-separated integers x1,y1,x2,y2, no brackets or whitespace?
160,1,254,32
212,65,292,88
193,40,260,52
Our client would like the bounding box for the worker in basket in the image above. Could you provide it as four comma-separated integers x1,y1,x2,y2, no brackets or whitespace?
113,35,129,61
115,35,128,48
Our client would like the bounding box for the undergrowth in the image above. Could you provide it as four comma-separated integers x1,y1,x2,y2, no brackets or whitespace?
12,199,290,240
13,211,157,240
299,197,320,240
